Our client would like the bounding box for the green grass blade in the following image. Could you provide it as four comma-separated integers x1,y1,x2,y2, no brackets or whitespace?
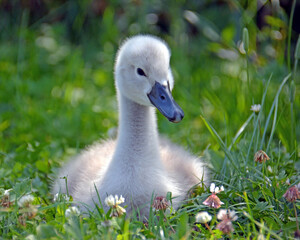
243,211,283,240
287,0,297,72
260,74,291,150
229,113,254,151
246,74,271,162
201,116,238,170
266,97,278,152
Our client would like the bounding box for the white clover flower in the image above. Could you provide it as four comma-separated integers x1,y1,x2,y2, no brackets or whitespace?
250,104,261,113
228,210,238,221
4,189,12,197
104,195,126,217
203,194,224,209
1,189,14,208
115,205,126,216
216,209,238,234
104,195,115,207
254,150,270,163
283,186,300,202
195,211,212,223
53,193,59,202
152,196,169,211
204,183,225,209
217,209,238,221
65,206,80,218
53,193,70,202
63,195,70,201
209,183,224,194
18,194,34,207
217,209,227,220
210,183,216,193
115,195,125,205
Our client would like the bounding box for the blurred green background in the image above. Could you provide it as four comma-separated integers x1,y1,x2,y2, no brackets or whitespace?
0,0,299,191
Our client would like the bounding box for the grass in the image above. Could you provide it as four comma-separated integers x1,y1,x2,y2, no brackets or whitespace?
0,1,299,239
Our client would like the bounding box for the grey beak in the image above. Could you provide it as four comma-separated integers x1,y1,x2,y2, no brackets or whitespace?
147,81,184,123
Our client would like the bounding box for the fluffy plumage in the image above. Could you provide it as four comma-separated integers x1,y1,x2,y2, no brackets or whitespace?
52,35,208,217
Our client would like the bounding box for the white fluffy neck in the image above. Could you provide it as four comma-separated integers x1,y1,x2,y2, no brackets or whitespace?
111,91,161,167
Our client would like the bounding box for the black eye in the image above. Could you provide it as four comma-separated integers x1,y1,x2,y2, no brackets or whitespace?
137,68,146,76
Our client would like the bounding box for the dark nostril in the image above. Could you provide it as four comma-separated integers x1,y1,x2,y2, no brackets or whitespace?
160,95,165,100
170,111,184,123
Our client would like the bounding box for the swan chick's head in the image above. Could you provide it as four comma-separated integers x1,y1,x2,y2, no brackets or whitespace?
114,35,184,123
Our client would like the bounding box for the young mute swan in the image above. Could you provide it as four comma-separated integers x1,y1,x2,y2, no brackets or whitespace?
53,35,208,217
